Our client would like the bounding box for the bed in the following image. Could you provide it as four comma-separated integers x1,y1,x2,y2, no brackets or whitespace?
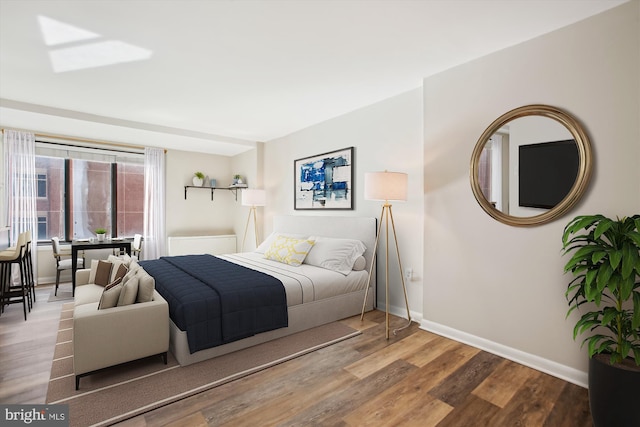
141,215,377,366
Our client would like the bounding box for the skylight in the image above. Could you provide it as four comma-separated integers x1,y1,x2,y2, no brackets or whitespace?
49,41,152,73
37,15,100,46
38,15,152,72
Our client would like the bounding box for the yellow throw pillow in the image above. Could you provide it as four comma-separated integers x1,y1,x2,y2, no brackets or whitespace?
264,236,315,266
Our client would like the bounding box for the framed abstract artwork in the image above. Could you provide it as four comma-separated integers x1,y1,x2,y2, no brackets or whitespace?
294,147,354,210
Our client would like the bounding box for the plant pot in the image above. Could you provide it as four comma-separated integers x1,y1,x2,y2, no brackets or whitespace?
96,233,106,242
193,177,204,187
589,354,640,427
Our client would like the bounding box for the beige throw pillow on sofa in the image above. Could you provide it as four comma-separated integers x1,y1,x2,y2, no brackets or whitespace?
98,279,123,309
136,269,155,303
117,275,139,306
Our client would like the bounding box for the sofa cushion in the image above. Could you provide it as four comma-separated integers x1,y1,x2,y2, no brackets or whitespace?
105,257,127,282
89,260,113,287
74,284,105,306
136,269,155,303
112,263,128,282
120,261,140,284
117,275,139,306
108,253,133,267
98,279,123,309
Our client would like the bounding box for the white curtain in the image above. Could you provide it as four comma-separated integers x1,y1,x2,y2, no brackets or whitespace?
143,147,166,259
3,130,38,282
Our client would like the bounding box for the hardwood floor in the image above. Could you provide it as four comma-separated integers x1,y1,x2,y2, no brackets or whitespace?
1,285,592,426
0,284,67,404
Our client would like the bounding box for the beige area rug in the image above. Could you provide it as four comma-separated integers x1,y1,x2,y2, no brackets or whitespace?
47,302,361,427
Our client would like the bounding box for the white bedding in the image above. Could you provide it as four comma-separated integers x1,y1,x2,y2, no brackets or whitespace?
219,252,370,305
169,215,377,366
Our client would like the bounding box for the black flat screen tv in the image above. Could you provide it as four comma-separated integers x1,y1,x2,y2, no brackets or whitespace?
519,139,579,209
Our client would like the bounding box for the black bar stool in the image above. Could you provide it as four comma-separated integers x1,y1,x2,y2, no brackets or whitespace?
0,232,29,320
23,230,35,307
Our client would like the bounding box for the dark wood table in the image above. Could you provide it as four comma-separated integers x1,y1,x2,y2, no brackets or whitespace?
71,238,132,295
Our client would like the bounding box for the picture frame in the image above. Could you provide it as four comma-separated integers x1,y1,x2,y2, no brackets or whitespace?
294,147,354,210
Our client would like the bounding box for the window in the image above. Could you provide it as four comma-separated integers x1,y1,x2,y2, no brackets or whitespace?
117,163,144,236
35,141,144,242
36,172,47,198
35,156,65,241
37,215,47,239
71,159,113,239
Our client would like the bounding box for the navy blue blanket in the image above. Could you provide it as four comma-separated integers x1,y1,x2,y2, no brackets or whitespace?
140,255,288,353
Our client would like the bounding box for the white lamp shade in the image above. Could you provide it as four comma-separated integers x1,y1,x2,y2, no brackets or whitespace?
241,189,266,206
364,171,408,201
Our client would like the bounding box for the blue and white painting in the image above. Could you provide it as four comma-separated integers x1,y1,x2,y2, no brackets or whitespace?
294,147,353,210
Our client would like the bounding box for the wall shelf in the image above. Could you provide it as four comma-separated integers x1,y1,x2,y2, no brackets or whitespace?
184,184,248,201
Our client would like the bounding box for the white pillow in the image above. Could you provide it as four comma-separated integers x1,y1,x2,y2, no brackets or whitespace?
255,232,309,254
264,235,315,266
352,255,366,271
304,236,367,275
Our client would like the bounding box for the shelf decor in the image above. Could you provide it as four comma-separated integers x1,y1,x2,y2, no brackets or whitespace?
294,147,354,210
193,172,205,187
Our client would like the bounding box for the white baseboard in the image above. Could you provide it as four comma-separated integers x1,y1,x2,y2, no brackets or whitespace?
421,319,588,389
376,302,424,327
38,275,57,285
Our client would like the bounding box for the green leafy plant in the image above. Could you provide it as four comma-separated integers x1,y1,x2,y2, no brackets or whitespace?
94,228,107,235
194,172,205,179
562,214,640,365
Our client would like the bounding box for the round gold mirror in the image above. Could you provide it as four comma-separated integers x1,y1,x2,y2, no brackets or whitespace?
470,104,593,226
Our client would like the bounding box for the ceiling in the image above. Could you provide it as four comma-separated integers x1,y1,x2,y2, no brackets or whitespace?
0,0,627,156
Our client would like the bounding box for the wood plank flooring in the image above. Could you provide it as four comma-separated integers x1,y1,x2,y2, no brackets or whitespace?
0,285,592,426
0,284,67,404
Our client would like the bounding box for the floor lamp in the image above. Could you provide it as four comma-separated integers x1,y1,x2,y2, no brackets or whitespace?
360,171,412,339
241,189,266,252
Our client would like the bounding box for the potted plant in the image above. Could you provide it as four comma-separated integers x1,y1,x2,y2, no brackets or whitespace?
562,214,640,427
233,174,243,185
94,228,107,242
193,172,205,187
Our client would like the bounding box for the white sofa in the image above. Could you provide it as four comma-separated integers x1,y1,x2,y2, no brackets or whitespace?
73,267,170,389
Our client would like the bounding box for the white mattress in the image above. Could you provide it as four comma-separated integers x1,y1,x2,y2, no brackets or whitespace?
218,252,369,306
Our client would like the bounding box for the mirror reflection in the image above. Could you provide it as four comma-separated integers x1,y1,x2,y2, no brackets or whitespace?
470,104,593,227
477,116,577,216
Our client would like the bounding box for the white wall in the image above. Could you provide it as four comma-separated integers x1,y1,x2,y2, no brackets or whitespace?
165,149,239,246
423,1,639,387
231,143,264,251
264,88,424,319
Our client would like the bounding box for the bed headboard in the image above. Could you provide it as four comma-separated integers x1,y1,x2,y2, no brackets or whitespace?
272,215,377,275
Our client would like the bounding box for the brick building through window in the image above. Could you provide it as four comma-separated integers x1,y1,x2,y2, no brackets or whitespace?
35,141,144,242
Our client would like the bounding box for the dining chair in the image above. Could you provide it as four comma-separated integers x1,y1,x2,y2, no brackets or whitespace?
52,237,85,296
132,234,143,259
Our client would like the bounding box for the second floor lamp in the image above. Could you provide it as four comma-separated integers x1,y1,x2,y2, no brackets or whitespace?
241,189,266,252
